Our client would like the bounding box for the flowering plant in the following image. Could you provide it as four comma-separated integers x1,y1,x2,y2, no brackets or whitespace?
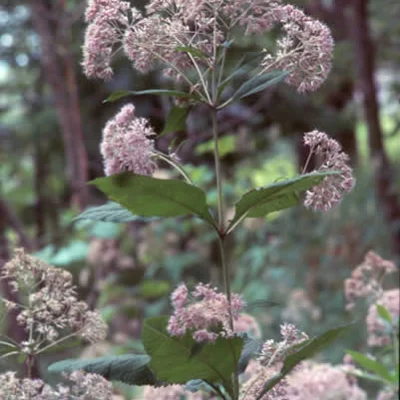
344,252,399,400
0,0,361,399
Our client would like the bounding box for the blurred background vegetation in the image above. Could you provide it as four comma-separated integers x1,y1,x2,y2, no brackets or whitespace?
0,0,399,398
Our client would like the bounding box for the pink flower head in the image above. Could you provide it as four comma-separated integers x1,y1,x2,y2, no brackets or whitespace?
100,104,156,176
258,323,308,367
286,362,367,400
262,5,334,92
83,0,141,79
302,130,354,212
167,283,246,343
344,251,397,310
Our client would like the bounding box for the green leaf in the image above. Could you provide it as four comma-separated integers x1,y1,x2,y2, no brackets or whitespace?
142,316,243,396
74,202,144,223
104,89,197,103
48,355,158,386
346,350,396,383
91,173,216,227
176,46,207,60
103,90,136,103
217,51,265,98
376,304,393,323
227,172,337,233
232,70,289,100
139,281,171,300
161,106,190,135
256,324,352,399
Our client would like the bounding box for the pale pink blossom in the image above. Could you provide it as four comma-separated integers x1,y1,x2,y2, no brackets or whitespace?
344,251,397,310
258,323,308,367
142,384,211,399
286,361,367,400
168,283,245,342
100,103,156,176
239,361,289,400
82,0,141,79
0,371,113,399
302,130,354,211
262,5,334,92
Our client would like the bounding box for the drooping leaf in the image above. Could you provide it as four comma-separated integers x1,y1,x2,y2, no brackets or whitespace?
91,173,216,227
48,355,158,386
232,70,289,100
255,324,353,399
161,106,190,135
176,46,207,60
74,202,142,223
376,304,393,323
227,172,337,233
346,350,396,383
217,51,266,98
104,89,198,103
142,316,243,396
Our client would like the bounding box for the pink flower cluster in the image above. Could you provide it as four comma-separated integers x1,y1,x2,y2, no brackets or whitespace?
262,5,334,92
366,288,399,347
302,130,355,211
0,371,113,400
142,384,212,400
286,361,367,400
344,251,397,310
258,323,309,367
83,0,333,93
167,283,246,342
100,103,156,176
83,0,140,79
240,361,289,400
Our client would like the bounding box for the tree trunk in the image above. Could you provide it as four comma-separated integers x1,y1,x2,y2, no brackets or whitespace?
351,0,400,257
27,0,89,210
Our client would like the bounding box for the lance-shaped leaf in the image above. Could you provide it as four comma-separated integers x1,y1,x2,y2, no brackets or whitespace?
48,355,158,386
255,324,353,399
161,106,191,135
346,350,397,384
104,89,199,103
227,172,337,233
142,316,243,396
91,173,216,227
176,46,207,60
74,202,144,223
232,70,289,100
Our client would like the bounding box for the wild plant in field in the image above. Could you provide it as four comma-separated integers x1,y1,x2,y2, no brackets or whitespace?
344,252,399,400
0,0,363,399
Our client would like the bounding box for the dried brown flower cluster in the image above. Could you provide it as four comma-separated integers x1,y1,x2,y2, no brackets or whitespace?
0,249,108,355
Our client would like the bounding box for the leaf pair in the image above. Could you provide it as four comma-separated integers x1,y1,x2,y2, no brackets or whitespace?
78,172,333,235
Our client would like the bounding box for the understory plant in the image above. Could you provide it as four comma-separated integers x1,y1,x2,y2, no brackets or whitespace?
0,0,373,399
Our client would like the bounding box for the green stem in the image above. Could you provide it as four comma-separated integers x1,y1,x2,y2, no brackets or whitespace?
211,110,224,229
211,108,238,400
